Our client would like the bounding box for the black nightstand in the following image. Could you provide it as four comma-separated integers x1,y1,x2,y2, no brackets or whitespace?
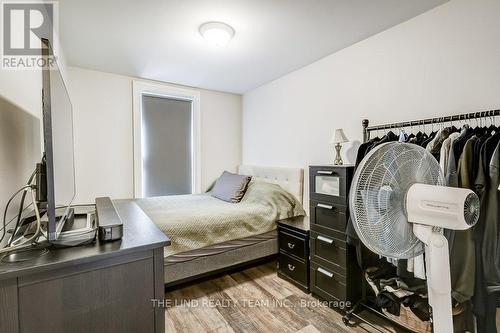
277,216,310,292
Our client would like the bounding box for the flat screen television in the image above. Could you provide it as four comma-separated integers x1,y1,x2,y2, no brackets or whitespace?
40,38,76,241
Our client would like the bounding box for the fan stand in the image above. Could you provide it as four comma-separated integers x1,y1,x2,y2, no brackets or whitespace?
412,224,454,333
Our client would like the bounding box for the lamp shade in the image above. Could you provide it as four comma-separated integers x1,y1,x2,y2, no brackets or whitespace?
331,129,349,144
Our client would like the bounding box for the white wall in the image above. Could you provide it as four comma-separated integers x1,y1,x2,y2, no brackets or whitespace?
0,98,42,244
0,63,44,232
68,66,241,204
0,2,69,242
242,0,500,205
199,89,242,191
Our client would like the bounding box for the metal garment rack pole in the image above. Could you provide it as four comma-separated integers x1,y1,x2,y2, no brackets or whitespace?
362,109,500,142
348,108,500,333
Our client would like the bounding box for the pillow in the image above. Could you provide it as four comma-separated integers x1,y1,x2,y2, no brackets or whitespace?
211,171,252,203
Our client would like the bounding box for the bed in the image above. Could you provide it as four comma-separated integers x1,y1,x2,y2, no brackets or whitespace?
133,165,305,287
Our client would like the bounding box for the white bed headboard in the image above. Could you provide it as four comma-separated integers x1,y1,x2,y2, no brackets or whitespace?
238,165,304,204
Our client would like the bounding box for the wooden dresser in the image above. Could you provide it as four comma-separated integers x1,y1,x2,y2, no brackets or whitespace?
308,165,361,307
0,201,170,333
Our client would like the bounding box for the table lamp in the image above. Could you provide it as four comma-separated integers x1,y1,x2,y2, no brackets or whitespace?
331,129,349,165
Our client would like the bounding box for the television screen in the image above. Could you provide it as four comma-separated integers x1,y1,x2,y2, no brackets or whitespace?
41,39,76,241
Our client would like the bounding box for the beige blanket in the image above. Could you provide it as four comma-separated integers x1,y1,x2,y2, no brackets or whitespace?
135,181,305,257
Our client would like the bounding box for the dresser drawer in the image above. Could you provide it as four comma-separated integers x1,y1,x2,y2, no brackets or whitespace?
309,167,350,205
310,231,347,269
311,224,346,242
310,261,347,302
278,229,307,259
310,200,347,232
278,253,308,286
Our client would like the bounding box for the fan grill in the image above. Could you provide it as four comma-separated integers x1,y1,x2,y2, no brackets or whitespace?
464,193,480,225
350,142,445,259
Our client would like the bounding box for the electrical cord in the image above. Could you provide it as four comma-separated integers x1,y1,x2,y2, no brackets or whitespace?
55,203,95,209
8,169,37,246
1,185,34,245
1,176,94,252
0,202,33,235
0,186,41,254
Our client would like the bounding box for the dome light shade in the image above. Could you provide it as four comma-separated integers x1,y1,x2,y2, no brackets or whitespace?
199,22,235,46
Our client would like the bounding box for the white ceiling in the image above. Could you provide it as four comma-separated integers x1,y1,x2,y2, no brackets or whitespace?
59,0,448,94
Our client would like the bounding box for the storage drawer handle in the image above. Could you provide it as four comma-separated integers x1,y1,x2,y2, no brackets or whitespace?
317,235,334,244
288,264,296,271
287,242,295,249
317,170,334,175
317,267,333,278
317,203,333,210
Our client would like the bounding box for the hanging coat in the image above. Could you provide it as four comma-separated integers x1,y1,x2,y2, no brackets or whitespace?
482,141,500,293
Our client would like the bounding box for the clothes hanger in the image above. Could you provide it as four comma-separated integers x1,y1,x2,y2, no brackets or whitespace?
490,113,499,137
472,113,483,136
479,112,490,135
462,114,471,130
488,111,497,135
385,124,397,139
422,121,429,139
458,115,468,136
450,117,458,133
420,122,436,148
407,121,416,141
398,126,407,142
415,120,423,138
430,120,437,137
470,113,483,136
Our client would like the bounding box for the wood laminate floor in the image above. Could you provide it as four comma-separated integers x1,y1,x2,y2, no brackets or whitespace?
165,261,409,333
497,309,500,331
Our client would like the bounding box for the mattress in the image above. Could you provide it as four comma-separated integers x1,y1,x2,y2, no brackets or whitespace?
164,235,278,286
134,181,305,257
165,230,277,264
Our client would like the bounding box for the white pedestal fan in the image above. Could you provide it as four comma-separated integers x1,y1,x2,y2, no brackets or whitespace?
350,142,480,333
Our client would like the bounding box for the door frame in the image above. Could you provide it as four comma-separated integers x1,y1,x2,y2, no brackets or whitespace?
132,80,201,198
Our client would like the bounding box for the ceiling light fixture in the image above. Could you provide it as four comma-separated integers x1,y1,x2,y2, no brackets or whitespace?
199,22,235,47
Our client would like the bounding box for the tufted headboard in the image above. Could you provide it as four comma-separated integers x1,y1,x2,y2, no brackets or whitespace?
238,165,304,204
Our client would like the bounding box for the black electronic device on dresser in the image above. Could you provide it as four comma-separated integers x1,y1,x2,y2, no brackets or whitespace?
277,216,310,292
309,165,361,309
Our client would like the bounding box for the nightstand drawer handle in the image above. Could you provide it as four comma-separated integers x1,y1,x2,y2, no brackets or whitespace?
287,242,295,249
288,264,296,271
317,235,334,244
317,267,333,278
317,170,333,175
317,203,333,210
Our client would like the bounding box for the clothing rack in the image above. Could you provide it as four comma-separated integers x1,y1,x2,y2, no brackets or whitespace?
362,109,500,142
344,108,500,333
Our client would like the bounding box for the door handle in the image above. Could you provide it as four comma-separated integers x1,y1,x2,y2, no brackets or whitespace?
287,242,295,249
317,203,333,210
317,267,333,278
288,264,296,271
317,170,333,175
317,235,334,244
